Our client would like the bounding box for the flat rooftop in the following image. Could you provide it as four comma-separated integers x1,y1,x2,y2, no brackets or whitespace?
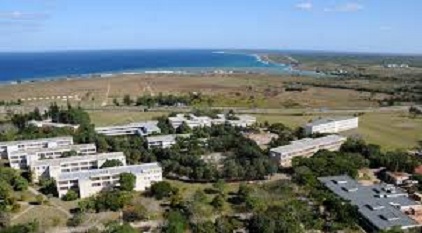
270,135,346,154
319,175,421,231
9,143,96,155
306,116,357,127
58,162,161,181
146,134,190,143
0,136,73,147
95,121,159,131
31,152,124,167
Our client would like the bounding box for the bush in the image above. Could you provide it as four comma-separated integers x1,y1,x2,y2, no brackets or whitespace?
67,213,85,227
150,181,177,200
62,190,79,201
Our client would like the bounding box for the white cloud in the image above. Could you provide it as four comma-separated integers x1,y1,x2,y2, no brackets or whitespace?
324,2,364,12
0,11,49,20
295,2,313,11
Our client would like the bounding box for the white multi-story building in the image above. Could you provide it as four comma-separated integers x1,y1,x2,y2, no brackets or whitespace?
146,135,177,149
168,113,256,129
304,117,358,135
28,119,80,130
30,152,126,182
95,121,161,136
56,162,162,198
8,143,97,169
0,137,74,159
168,114,213,129
270,135,347,167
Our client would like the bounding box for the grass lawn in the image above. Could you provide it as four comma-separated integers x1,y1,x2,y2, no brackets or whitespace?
254,112,422,151
12,205,69,228
89,111,167,126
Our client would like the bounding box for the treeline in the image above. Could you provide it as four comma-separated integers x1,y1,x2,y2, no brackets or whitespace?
114,92,215,107
0,100,22,107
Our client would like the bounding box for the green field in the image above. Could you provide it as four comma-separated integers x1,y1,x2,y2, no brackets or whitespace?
255,112,422,151
88,111,167,126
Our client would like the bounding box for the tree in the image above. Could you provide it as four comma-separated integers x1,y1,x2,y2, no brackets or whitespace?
176,122,192,134
113,98,120,106
13,177,28,191
123,95,133,106
62,189,79,201
150,181,177,200
163,211,188,233
101,159,124,168
119,173,136,192
213,179,226,196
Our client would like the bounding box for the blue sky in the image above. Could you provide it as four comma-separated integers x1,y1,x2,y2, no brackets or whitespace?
0,0,421,53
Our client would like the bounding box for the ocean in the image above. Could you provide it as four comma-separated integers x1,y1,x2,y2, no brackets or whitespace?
0,50,292,83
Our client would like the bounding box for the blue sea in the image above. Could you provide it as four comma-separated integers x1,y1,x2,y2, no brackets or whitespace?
0,50,294,83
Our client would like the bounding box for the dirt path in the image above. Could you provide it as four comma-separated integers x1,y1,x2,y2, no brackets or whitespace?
101,82,111,106
27,187,72,218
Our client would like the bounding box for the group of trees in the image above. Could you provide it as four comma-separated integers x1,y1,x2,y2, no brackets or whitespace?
115,92,214,108
0,167,29,212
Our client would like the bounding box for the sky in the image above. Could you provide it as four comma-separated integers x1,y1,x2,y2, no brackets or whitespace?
0,0,421,54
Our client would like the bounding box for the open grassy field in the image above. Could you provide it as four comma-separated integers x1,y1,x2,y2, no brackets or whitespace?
0,73,386,109
255,112,422,151
88,110,421,151
88,111,166,126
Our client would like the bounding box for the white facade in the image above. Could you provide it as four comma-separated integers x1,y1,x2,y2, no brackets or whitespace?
28,119,80,130
270,135,347,167
56,163,162,198
168,113,256,129
8,143,97,170
95,121,161,136
0,137,74,159
30,152,126,183
147,135,177,149
304,117,358,135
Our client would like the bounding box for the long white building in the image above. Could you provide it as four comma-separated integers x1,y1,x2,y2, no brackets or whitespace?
304,117,358,135
30,152,126,183
146,135,177,149
56,162,162,198
168,113,256,129
8,143,97,169
95,121,161,136
270,135,347,167
0,137,74,159
28,119,80,130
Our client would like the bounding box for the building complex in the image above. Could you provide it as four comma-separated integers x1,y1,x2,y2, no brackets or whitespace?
0,137,74,159
319,175,422,231
168,113,256,129
95,121,161,136
57,162,162,198
8,143,97,169
304,116,358,135
30,152,126,183
270,135,347,167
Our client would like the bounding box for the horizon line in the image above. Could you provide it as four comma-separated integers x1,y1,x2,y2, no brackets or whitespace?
0,48,421,56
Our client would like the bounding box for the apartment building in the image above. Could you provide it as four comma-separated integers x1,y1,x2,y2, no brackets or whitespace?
0,137,74,159
30,152,126,182
168,114,212,129
168,113,256,129
146,135,177,149
270,135,347,167
95,121,161,136
8,143,97,169
56,162,162,198
304,117,359,135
